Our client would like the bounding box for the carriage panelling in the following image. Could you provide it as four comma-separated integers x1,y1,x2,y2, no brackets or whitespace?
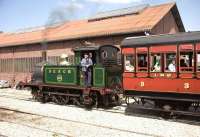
122,48,135,54
122,42,200,94
150,45,176,52
123,77,200,94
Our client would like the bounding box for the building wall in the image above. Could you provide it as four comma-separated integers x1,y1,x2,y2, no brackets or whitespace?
151,11,179,34
0,12,181,85
0,35,129,85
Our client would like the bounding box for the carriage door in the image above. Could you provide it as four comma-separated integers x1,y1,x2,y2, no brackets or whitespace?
179,44,194,78
196,43,200,78
122,48,135,75
122,48,135,89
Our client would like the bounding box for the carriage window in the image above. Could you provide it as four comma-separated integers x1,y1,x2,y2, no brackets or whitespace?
124,55,134,72
197,52,200,71
180,52,193,72
151,54,161,72
165,53,176,72
137,54,148,72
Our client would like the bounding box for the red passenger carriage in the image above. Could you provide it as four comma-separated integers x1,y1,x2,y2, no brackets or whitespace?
121,32,200,111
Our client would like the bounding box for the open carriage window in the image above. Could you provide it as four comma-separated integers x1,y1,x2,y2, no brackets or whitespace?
137,53,148,72
165,53,176,72
124,55,134,72
151,54,161,72
180,52,193,72
197,52,200,71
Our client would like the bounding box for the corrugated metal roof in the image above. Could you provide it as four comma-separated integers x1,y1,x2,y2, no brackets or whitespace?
88,4,149,21
0,3,181,48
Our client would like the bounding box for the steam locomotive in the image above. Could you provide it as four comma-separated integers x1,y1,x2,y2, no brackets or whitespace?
25,45,122,107
24,31,200,113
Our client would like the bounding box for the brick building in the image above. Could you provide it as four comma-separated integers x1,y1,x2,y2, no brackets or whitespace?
0,3,184,85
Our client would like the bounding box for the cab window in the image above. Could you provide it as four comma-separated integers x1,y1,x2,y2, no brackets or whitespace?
151,54,161,72
124,55,134,72
180,52,193,72
101,50,108,59
165,53,176,72
137,53,148,72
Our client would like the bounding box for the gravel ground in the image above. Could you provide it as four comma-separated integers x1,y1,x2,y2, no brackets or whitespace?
0,88,200,137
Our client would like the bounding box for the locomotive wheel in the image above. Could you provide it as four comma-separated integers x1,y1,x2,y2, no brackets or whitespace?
193,102,200,111
125,96,130,106
103,95,109,108
58,96,65,105
52,95,60,104
72,97,81,106
175,102,191,111
31,88,39,100
59,95,70,105
63,96,70,104
64,91,70,105
91,92,99,108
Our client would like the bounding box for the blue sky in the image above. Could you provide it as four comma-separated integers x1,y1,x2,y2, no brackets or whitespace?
0,0,199,32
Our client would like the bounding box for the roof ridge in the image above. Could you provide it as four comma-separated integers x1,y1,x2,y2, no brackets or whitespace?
150,2,175,8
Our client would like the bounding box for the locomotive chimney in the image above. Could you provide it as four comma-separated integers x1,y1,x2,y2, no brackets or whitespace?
41,38,48,62
41,50,47,61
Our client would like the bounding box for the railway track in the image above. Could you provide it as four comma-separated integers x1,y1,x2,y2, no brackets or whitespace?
0,106,162,137
0,107,72,137
126,103,200,126
1,90,200,126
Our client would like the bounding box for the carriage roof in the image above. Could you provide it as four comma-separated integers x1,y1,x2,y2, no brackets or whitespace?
121,31,200,47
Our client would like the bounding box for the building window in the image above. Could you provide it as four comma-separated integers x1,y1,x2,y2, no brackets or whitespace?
151,54,161,72
137,53,148,72
180,52,193,72
124,55,134,72
165,53,176,72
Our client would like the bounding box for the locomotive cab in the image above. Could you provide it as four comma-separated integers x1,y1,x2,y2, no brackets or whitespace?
73,45,121,88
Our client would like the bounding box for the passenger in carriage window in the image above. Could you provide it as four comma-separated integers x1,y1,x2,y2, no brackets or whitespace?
165,53,176,72
125,60,134,72
180,59,188,67
153,62,160,72
151,54,161,72
137,54,148,71
180,55,189,67
138,57,147,67
124,55,134,72
168,60,176,72
180,53,194,72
